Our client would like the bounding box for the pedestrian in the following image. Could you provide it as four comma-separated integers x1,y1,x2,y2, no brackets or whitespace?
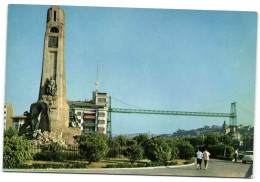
234,149,238,163
196,149,203,170
203,149,211,170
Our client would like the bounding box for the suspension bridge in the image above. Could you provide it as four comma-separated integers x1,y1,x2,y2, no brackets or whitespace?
106,96,246,135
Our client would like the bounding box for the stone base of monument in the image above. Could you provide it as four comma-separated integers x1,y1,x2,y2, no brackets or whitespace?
42,128,82,146
24,128,81,147
62,128,82,145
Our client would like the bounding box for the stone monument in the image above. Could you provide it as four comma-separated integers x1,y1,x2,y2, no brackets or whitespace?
19,5,81,145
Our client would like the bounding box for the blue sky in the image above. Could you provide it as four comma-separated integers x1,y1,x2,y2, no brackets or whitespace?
5,4,257,134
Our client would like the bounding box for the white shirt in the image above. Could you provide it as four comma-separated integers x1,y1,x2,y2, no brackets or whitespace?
196,151,203,159
235,150,238,157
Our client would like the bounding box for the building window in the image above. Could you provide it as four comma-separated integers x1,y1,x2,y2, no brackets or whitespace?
99,113,105,117
98,120,105,124
98,127,105,132
98,98,106,103
54,11,56,21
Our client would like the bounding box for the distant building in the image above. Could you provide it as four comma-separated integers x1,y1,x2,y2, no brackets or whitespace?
4,103,14,130
68,90,111,136
11,115,27,130
229,124,254,149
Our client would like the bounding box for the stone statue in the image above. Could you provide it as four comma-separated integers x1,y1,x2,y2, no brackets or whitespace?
18,111,31,136
32,129,47,140
70,113,80,129
46,76,57,96
31,109,47,140
18,107,48,141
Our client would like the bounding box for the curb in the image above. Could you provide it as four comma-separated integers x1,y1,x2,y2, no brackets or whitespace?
4,162,195,171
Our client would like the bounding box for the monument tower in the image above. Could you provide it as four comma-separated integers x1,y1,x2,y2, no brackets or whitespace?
24,5,81,144
38,5,69,127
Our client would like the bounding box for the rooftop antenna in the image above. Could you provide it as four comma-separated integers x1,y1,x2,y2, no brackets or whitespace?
95,64,99,92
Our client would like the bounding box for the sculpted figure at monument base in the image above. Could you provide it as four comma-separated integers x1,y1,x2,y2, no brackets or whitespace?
19,101,81,145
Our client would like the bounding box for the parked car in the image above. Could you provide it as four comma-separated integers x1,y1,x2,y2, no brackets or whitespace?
242,151,253,163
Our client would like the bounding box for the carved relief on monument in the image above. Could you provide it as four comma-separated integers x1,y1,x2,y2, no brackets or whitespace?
48,36,58,48
46,77,57,96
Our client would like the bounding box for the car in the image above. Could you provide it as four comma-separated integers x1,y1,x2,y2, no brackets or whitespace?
242,151,253,163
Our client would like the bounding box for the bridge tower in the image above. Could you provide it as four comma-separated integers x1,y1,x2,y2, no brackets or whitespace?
229,102,237,126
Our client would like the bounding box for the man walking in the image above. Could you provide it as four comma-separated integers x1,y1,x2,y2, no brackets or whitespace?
203,149,211,170
234,149,238,163
196,149,203,170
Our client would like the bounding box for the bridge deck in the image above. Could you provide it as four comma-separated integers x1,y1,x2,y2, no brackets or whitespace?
109,108,236,118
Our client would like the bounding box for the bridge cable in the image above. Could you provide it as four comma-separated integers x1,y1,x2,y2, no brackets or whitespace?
237,103,254,115
236,106,254,118
111,97,144,110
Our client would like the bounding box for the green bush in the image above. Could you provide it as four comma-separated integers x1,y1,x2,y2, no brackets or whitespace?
146,137,171,162
3,137,33,169
4,128,18,138
184,158,195,164
178,143,194,160
34,142,65,162
18,163,87,169
125,144,144,164
74,132,109,164
106,163,138,168
105,161,178,168
207,144,234,158
170,146,179,160
107,139,120,158
145,161,178,167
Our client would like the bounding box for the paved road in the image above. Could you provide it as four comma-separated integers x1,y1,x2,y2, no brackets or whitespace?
6,159,253,178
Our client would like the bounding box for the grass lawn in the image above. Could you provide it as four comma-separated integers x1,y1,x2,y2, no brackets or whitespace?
26,157,189,168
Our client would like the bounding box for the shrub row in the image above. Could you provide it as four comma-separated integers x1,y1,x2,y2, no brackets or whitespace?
16,163,87,169
105,161,178,168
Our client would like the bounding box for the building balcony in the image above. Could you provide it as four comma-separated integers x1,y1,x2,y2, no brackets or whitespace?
84,122,95,126
84,115,96,119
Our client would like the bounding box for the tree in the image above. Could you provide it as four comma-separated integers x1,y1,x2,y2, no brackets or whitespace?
220,134,232,146
133,134,149,146
243,136,254,151
125,144,144,164
178,143,194,160
126,138,138,147
187,136,204,150
133,134,149,158
114,135,128,157
205,132,220,147
220,134,232,157
165,138,179,160
74,132,109,164
107,139,120,158
3,137,33,168
146,137,171,162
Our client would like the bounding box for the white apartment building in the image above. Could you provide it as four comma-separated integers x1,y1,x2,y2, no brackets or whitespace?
68,91,111,135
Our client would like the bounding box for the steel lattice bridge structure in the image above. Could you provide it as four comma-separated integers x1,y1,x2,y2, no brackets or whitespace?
107,96,237,134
